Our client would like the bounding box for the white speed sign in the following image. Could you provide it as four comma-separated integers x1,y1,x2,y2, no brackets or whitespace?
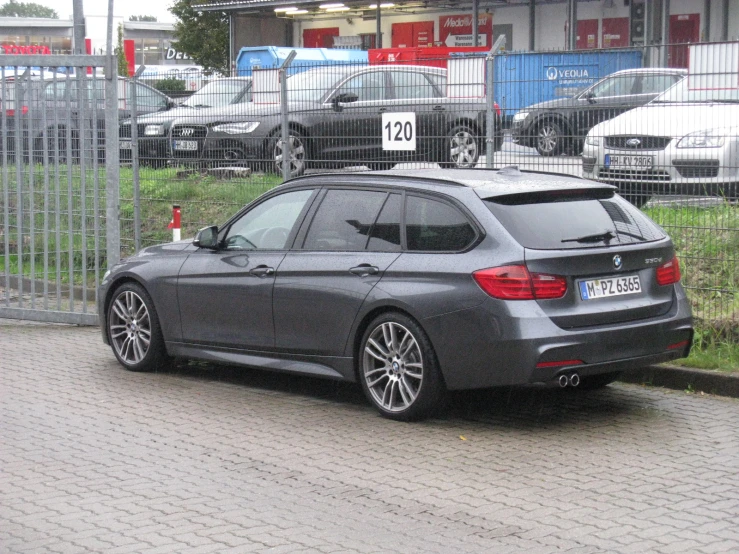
382,112,417,151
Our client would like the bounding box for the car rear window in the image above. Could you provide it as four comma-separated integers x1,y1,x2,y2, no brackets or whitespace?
483,194,665,249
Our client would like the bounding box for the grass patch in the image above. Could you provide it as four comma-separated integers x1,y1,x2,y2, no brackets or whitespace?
672,328,739,373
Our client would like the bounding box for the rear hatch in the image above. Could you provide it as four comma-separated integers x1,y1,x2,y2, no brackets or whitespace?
483,188,676,329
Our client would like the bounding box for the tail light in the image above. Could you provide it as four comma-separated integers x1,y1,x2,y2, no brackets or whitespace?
656,256,681,286
3,106,28,117
473,265,567,300
493,101,501,117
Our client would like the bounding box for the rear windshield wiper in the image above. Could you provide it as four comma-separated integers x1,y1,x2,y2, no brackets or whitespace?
562,230,615,244
613,228,647,241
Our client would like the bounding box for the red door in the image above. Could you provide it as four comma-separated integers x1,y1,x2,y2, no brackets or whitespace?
669,14,700,68
576,19,599,49
602,17,629,48
392,21,434,48
303,27,340,48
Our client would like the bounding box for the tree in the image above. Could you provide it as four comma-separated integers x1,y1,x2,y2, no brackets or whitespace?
0,0,58,18
170,0,229,75
129,15,157,22
115,23,129,76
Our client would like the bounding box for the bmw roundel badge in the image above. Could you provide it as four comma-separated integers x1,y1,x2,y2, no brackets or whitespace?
613,255,623,270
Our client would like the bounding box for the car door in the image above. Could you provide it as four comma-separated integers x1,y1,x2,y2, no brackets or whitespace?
273,188,402,356
311,70,389,165
177,188,317,350
387,69,446,159
574,73,638,135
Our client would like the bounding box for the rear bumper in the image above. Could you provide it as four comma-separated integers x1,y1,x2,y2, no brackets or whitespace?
422,286,693,390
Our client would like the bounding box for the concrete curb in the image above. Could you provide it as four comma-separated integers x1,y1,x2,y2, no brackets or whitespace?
619,365,739,398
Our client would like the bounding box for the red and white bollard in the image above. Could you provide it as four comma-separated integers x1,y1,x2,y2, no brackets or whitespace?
168,205,181,242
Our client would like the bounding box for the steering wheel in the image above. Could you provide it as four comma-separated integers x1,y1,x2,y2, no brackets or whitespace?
260,227,290,250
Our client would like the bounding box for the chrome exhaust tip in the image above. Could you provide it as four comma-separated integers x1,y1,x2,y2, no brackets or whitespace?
569,373,580,387
558,374,569,388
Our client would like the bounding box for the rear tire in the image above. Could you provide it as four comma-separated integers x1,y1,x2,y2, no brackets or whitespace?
269,130,307,178
576,372,622,390
441,125,480,168
359,313,445,421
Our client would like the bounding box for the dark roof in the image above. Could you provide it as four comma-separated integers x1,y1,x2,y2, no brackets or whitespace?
289,167,616,198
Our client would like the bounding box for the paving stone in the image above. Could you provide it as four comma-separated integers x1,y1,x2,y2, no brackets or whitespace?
1,320,738,553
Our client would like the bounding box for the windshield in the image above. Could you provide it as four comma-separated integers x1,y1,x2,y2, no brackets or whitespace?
653,77,739,103
182,79,251,108
287,68,352,102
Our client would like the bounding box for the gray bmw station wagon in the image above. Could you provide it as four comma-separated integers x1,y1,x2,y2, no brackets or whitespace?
100,168,693,421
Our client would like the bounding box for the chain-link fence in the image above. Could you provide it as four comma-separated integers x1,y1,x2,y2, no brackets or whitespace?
116,41,736,338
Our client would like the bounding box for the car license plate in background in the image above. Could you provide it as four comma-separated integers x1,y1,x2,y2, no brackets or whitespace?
605,154,653,169
120,140,132,150
173,140,198,151
579,275,641,301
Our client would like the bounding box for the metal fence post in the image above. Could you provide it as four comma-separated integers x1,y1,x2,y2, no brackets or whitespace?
105,59,121,268
280,50,297,182
131,65,145,253
486,35,506,169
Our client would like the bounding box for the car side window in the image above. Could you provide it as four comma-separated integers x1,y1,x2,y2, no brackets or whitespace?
589,74,637,98
44,80,67,100
367,193,402,252
224,189,314,250
406,195,476,252
303,189,387,251
638,74,680,95
336,72,387,102
391,71,442,99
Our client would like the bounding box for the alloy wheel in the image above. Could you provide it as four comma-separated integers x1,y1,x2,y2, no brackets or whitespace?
537,125,559,154
362,322,424,413
449,130,478,168
109,290,152,365
274,134,306,176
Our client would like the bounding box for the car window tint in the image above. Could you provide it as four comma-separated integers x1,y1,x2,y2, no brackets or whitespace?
406,196,476,252
638,74,680,95
44,80,66,100
303,190,387,251
224,189,314,250
129,83,167,109
590,74,637,97
391,71,441,99
368,193,402,252
483,195,665,249
337,72,387,102
426,73,446,95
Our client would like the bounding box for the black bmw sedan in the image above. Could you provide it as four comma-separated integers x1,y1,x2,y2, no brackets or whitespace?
99,168,692,420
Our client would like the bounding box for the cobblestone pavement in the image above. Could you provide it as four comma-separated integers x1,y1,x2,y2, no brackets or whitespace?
2,320,739,554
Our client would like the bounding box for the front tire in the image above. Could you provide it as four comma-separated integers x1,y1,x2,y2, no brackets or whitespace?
441,125,480,168
535,120,564,156
107,282,169,372
359,313,445,421
270,130,307,178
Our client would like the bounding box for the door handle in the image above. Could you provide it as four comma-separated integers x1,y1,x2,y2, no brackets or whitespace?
378,107,388,113
349,264,379,277
432,105,445,111
249,265,275,277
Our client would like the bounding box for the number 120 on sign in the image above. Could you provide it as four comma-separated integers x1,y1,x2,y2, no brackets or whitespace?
382,112,416,151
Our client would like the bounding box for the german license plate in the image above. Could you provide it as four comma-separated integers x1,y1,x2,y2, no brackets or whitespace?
120,140,132,150
605,154,653,169
579,275,641,301
173,140,198,151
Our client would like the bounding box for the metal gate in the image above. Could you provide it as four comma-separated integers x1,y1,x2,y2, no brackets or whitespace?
0,55,120,325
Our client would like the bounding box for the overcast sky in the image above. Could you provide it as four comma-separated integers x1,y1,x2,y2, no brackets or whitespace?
36,0,177,23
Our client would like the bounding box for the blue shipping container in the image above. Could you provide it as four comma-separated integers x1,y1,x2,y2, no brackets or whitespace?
236,46,368,77
492,50,643,121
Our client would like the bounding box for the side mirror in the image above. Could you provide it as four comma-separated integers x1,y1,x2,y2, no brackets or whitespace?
331,92,359,112
193,225,219,250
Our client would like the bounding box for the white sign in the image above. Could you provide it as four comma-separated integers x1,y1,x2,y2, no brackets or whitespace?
448,58,486,98
382,112,416,151
688,42,739,90
444,33,487,47
252,68,280,104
